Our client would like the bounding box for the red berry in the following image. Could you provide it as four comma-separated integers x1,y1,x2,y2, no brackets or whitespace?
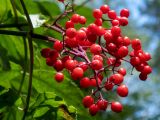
104,81,114,90
65,37,78,48
53,40,63,51
100,5,110,14
92,55,103,62
107,43,117,52
91,60,103,70
71,67,84,80
90,78,101,87
80,77,90,88
65,20,74,29
117,46,129,58
131,39,141,50
104,31,113,44
46,57,54,66
66,28,77,38
90,44,102,54
71,14,80,23
41,48,51,58
97,99,108,111
120,8,130,18
117,84,128,97
94,19,103,26
93,9,102,19
110,74,124,85
82,96,94,108
79,16,86,24
111,19,119,26
89,104,99,116
111,102,123,113
142,65,152,75
144,52,151,61
111,26,121,36
54,72,64,83
76,30,86,41
130,57,141,66
139,73,148,81
118,68,126,76
78,62,88,71
119,17,128,26
53,60,64,71
108,10,117,19
65,59,77,70
123,36,131,46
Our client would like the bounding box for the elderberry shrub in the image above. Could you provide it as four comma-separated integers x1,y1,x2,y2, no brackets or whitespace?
41,2,152,116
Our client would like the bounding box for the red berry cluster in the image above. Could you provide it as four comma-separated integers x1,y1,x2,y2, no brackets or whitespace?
41,3,152,116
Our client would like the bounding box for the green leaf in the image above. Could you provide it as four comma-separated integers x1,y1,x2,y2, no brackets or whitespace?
33,107,50,118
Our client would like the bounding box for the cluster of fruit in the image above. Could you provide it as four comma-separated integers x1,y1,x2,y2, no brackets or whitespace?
41,2,152,116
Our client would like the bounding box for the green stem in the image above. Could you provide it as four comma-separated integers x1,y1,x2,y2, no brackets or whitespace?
19,0,33,119
0,30,56,42
0,23,28,28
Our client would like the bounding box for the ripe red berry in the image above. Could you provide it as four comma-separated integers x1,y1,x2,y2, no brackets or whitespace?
65,37,78,48
53,60,64,71
120,8,130,18
111,102,123,113
111,19,119,26
139,73,148,81
108,10,117,19
91,60,103,70
93,9,102,19
92,55,103,62
100,5,110,14
71,14,80,23
104,31,113,44
131,39,141,50
107,43,117,52
80,77,90,88
110,74,124,85
90,78,101,87
119,17,128,26
46,57,54,66
66,28,77,38
97,99,108,111
111,26,121,36
104,81,114,90
118,68,126,76
41,48,51,58
94,19,103,26
65,20,74,29
89,104,99,116
144,52,151,61
142,65,152,75
117,46,129,58
71,67,84,80
82,96,94,108
54,72,64,83
53,40,63,51
130,57,141,66
90,44,102,54
123,36,131,46
117,84,128,97
76,30,86,41
79,16,87,24
65,59,77,71
78,62,88,71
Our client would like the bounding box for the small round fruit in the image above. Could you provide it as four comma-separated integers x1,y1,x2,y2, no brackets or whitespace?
54,72,64,83
82,96,94,108
71,67,84,80
111,102,123,113
89,104,99,116
97,99,108,110
117,84,128,97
